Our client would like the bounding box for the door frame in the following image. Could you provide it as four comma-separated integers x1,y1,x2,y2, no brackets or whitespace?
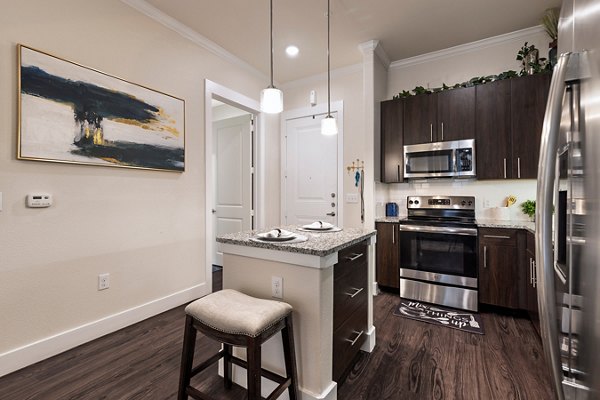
205,79,262,289
280,101,344,227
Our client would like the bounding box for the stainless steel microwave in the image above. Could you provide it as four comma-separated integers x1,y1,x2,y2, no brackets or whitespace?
403,139,476,179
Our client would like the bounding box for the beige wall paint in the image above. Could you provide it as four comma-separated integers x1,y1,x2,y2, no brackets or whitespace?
0,0,263,360
282,66,366,228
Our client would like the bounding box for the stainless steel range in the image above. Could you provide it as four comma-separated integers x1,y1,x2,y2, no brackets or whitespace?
399,195,478,311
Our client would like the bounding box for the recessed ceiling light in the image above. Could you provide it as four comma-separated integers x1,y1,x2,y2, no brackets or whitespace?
285,45,299,58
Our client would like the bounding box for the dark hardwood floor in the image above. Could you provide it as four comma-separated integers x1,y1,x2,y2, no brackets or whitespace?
0,273,554,400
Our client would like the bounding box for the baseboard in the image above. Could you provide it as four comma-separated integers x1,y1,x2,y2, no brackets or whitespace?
0,283,207,378
360,325,377,353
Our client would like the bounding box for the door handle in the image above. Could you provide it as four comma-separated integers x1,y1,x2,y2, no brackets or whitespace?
326,212,336,216
483,234,511,239
483,245,487,268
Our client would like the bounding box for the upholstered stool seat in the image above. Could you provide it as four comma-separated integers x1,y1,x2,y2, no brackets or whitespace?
178,289,299,400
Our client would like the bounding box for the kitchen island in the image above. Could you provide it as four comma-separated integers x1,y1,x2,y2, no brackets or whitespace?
216,227,377,400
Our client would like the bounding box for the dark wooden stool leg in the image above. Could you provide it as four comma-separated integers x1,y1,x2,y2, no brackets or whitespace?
282,315,299,400
178,315,197,400
246,337,262,400
223,343,233,389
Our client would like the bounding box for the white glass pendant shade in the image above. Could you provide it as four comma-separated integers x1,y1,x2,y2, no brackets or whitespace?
321,115,338,136
260,87,283,114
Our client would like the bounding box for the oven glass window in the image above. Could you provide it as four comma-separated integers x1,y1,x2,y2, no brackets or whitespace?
405,150,453,174
399,231,477,278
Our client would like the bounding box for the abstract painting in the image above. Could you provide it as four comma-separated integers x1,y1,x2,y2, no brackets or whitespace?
18,45,185,172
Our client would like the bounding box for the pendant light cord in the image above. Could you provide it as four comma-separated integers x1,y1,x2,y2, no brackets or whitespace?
327,0,331,117
270,0,274,88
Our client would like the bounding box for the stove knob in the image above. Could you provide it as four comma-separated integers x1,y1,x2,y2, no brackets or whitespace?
414,200,419,205
461,200,466,206
468,201,473,206
408,200,413,205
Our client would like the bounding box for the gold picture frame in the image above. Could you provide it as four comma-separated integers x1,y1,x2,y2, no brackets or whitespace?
18,44,186,172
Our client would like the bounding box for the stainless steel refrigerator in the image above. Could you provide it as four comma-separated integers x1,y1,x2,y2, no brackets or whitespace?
537,1,600,399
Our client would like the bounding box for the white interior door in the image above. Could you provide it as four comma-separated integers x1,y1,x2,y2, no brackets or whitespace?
213,114,253,266
284,113,338,226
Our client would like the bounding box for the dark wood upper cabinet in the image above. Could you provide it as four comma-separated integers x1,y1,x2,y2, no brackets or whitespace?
380,99,404,183
403,93,436,145
375,223,399,289
437,86,475,142
476,79,512,179
404,86,474,145
511,73,552,179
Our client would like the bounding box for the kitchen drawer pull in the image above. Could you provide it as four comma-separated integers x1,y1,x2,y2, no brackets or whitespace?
482,234,511,239
517,157,521,178
345,253,364,262
345,330,364,346
533,260,537,288
441,122,444,141
430,124,433,142
483,245,487,269
529,258,533,285
397,164,400,181
392,226,395,244
344,287,364,298
503,158,507,179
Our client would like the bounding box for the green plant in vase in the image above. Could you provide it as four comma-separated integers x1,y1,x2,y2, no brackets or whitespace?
521,200,536,221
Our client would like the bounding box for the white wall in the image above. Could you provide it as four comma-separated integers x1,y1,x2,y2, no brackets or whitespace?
377,27,551,219
0,0,264,375
282,65,366,228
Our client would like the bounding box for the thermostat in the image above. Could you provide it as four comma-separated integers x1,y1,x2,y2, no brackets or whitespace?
27,193,52,208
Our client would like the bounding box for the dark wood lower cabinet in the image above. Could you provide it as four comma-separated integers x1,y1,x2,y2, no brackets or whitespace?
333,240,368,383
478,228,520,309
375,222,399,289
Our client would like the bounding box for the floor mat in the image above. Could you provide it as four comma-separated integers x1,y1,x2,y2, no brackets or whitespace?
393,299,484,334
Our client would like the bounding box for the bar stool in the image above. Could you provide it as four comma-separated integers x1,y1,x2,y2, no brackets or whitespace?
177,289,299,400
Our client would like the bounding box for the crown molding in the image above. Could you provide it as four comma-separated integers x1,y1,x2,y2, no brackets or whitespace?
390,25,545,70
359,40,391,68
280,63,363,90
120,0,268,82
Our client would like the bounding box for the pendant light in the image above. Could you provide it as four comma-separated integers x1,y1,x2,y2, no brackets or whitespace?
321,0,338,135
260,0,283,114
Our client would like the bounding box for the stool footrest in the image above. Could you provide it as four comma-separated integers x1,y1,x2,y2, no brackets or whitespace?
190,349,226,379
230,355,288,385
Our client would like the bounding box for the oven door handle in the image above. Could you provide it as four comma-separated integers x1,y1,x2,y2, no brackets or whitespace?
399,224,477,236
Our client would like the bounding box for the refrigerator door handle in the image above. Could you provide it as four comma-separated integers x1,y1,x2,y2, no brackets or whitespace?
536,52,572,400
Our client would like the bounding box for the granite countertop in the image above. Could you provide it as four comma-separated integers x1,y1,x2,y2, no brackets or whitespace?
216,226,376,257
375,217,535,234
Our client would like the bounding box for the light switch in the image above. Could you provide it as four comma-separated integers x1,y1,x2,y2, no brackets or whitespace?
346,193,359,203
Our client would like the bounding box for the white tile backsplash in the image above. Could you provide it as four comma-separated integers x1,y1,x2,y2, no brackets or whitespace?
376,179,536,221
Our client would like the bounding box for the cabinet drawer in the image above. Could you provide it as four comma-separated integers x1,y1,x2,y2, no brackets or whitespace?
332,299,367,382
526,231,535,253
479,228,519,246
336,242,368,278
333,261,367,330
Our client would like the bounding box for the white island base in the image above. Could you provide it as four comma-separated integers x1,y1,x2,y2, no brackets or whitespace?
217,235,376,400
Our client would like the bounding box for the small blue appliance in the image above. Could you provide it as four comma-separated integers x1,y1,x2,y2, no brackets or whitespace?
385,202,398,217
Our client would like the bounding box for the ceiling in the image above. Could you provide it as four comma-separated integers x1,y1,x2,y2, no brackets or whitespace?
144,0,561,83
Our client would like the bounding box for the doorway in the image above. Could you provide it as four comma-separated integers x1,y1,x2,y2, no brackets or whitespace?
281,102,343,226
205,80,261,290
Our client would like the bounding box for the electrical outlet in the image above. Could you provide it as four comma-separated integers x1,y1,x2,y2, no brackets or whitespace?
98,273,110,290
272,276,283,299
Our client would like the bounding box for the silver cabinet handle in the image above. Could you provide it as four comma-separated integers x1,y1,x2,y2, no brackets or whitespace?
326,212,336,216
430,123,433,142
483,245,487,268
517,157,521,178
503,158,507,179
345,330,364,346
529,258,533,285
532,260,536,288
344,287,364,298
441,122,444,141
392,225,395,244
483,234,511,239
397,164,400,181
345,252,364,262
